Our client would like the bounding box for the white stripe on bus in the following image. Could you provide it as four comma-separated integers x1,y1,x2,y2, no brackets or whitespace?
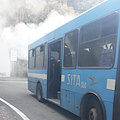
28,73,47,79
28,73,65,82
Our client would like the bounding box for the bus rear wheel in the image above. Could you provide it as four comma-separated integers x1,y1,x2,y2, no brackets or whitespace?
82,98,103,120
36,83,43,102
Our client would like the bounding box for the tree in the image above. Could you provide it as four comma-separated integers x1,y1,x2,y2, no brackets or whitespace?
67,0,104,13
38,1,74,22
2,0,104,26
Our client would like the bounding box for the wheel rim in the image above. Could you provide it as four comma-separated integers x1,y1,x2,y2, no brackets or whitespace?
88,108,97,120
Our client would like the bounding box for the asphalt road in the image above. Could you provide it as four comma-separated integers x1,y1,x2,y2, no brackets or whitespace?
0,77,80,120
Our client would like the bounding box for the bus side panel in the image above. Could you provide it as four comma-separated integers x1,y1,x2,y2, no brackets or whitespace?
61,89,82,116
104,101,113,120
42,84,47,98
74,93,82,116
61,89,75,113
28,78,37,95
28,75,47,99
61,89,65,108
61,68,116,119
28,69,47,99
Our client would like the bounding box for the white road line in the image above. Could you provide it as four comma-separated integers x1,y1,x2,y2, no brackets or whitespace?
0,98,30,120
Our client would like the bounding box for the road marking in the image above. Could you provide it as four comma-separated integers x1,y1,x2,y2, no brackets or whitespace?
0,98,30,120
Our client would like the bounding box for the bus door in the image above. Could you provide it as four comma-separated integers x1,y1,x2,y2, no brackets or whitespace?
113,39,120,120
47,39,62,104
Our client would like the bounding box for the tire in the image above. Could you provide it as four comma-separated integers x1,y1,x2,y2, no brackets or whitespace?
36,83,43,102
82,98,103,120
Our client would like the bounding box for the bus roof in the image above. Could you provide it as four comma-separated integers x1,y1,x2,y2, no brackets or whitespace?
29,0,120,50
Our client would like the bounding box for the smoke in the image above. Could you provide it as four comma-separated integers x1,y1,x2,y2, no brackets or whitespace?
0,0,75,76
25,0,46,14
0,41,10,76
1,10,74,59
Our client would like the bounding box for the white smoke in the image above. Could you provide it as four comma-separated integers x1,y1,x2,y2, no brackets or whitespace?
0,41,10,76
0,1,75,76
1,10,74,59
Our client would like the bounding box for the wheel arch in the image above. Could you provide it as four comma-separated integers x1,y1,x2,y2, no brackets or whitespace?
36,80,43,95
80,91,106,120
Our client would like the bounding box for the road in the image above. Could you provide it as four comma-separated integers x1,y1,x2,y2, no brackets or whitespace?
0,78,80,120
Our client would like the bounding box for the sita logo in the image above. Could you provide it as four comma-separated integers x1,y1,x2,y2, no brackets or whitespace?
67,74,86,88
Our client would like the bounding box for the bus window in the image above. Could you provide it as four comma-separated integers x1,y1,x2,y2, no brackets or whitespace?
81,21,101,42
102,13,118,37
64,29,78,68
79,13,118,68
28,49,35,69
36,45,44,69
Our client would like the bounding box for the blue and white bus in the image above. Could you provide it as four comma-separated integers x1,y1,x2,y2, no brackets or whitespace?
28,0,120,119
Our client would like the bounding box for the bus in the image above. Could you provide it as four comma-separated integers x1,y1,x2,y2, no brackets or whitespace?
28,0,120,120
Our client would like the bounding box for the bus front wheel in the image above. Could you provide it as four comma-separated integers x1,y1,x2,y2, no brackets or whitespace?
82,98,103,120
36,83,43,102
